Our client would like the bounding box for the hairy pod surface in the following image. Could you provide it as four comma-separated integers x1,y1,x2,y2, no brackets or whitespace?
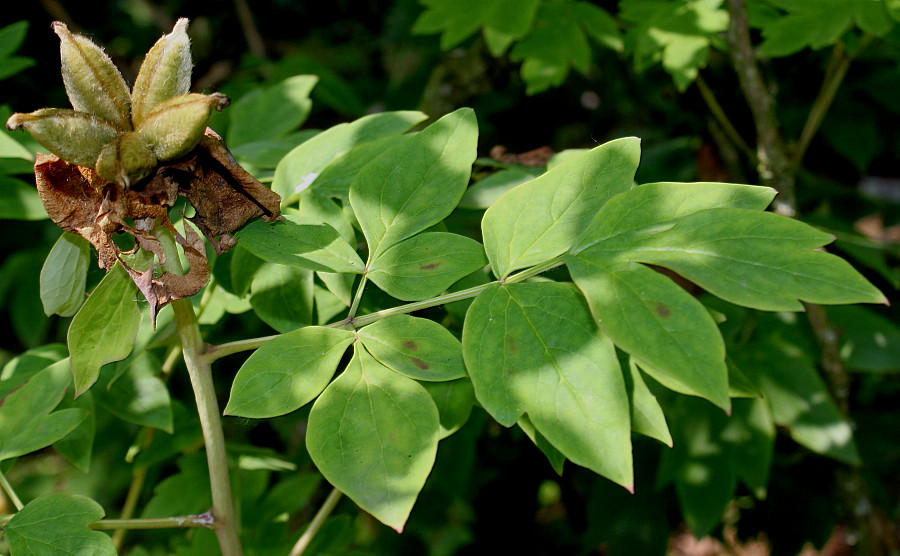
7,108,120,168
131,18,192,128
95,131,158,187
54,22,132,131
137,93,230,161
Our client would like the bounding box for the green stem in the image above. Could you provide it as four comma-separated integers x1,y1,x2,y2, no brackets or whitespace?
158,225,243,556
204,258,566,361
347,274,368,320
288,488,342,556
696,74,756,161
0,513,216,530
0,469,24,511
790,36,871,170
111,465,148,549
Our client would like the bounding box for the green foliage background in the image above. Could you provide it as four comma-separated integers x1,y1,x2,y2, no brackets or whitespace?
1,1,899,555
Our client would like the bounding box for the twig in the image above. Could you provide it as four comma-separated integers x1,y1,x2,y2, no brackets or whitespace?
232,0,267,59
0,513,216,529
695,74,756,162
289,488,342,556
0,470,24,511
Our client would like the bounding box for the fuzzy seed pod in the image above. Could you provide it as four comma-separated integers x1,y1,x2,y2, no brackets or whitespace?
95,131,158,187
131,18,192,128
7,108,120,167
137,93,230,161
54,22,132,131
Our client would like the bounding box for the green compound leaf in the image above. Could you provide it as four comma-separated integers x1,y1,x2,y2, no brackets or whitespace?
581,208,887,311
225,326,356,419
510,1,622,93
413,0,540,54
368,232,488,301
566,257,730,410
462,282,633,489
350,108,478,261
272,110,427,200
482,137,640,279
5,493,116,556
0,176,46,220
358,314,467,382
757,0,894,58
625,358,672,446
307,347,440,532
0,359,88,462
620,0,729,90
236,216,364,274
68,262,143,396
40,232,90,317
227,75,318,147
573,181,777,252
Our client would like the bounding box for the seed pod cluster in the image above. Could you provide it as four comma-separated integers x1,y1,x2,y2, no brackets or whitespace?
5,18,227,189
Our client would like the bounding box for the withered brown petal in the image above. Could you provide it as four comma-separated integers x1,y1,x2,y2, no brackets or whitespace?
183,132,282,253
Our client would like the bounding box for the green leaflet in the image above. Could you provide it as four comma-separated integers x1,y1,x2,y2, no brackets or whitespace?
94,351,173,432
482,137,640,278
227,75,318,147
40,232,90,317
272,110,427,200
572,181,777,252
249,263,315,333
619,0,729,90
459,167,539,209
0,176,46,220
358,314,467,381
734,339,861,465
518,414,566,475
462,282,633,488
368,232,488,301
310,135,414,200
421,378,475,439
510,1,622,93
236,216,365,274
350,108,478,261
68,262,143,396
413,0,540,54
566,257,730,410
141,452,211,518
758,0,894,58
625,358,672,446
307,347,441,532
581,208,887,311
5,494,116,556
0,359,88,462
225,326,356,419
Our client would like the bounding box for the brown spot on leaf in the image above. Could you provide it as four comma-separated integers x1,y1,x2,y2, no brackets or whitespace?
419,262,442,270
506,336,518,353
655,303,672,318
402,340,418,350
411,357,429,370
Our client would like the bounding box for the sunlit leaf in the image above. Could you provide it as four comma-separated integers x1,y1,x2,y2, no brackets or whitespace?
358,314,467,381
226,326,356,418
236,216,364,274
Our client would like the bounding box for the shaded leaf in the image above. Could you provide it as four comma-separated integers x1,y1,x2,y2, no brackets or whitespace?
566,257,730,410
482,137,640,278
307,347,440,532
249,263,314,333
358,315,467,381
0,176,46,220
53,391,95,473
6,494,115,556
625,358,672,446
228,75,318,146
0,359,88,462
462,282,633,488
518,414,566,475
94,351,173,432
40,232,90,317
350,108,478,260
368,232,488,301
225,326,356,418
421,378,475,439
68,262,143,396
